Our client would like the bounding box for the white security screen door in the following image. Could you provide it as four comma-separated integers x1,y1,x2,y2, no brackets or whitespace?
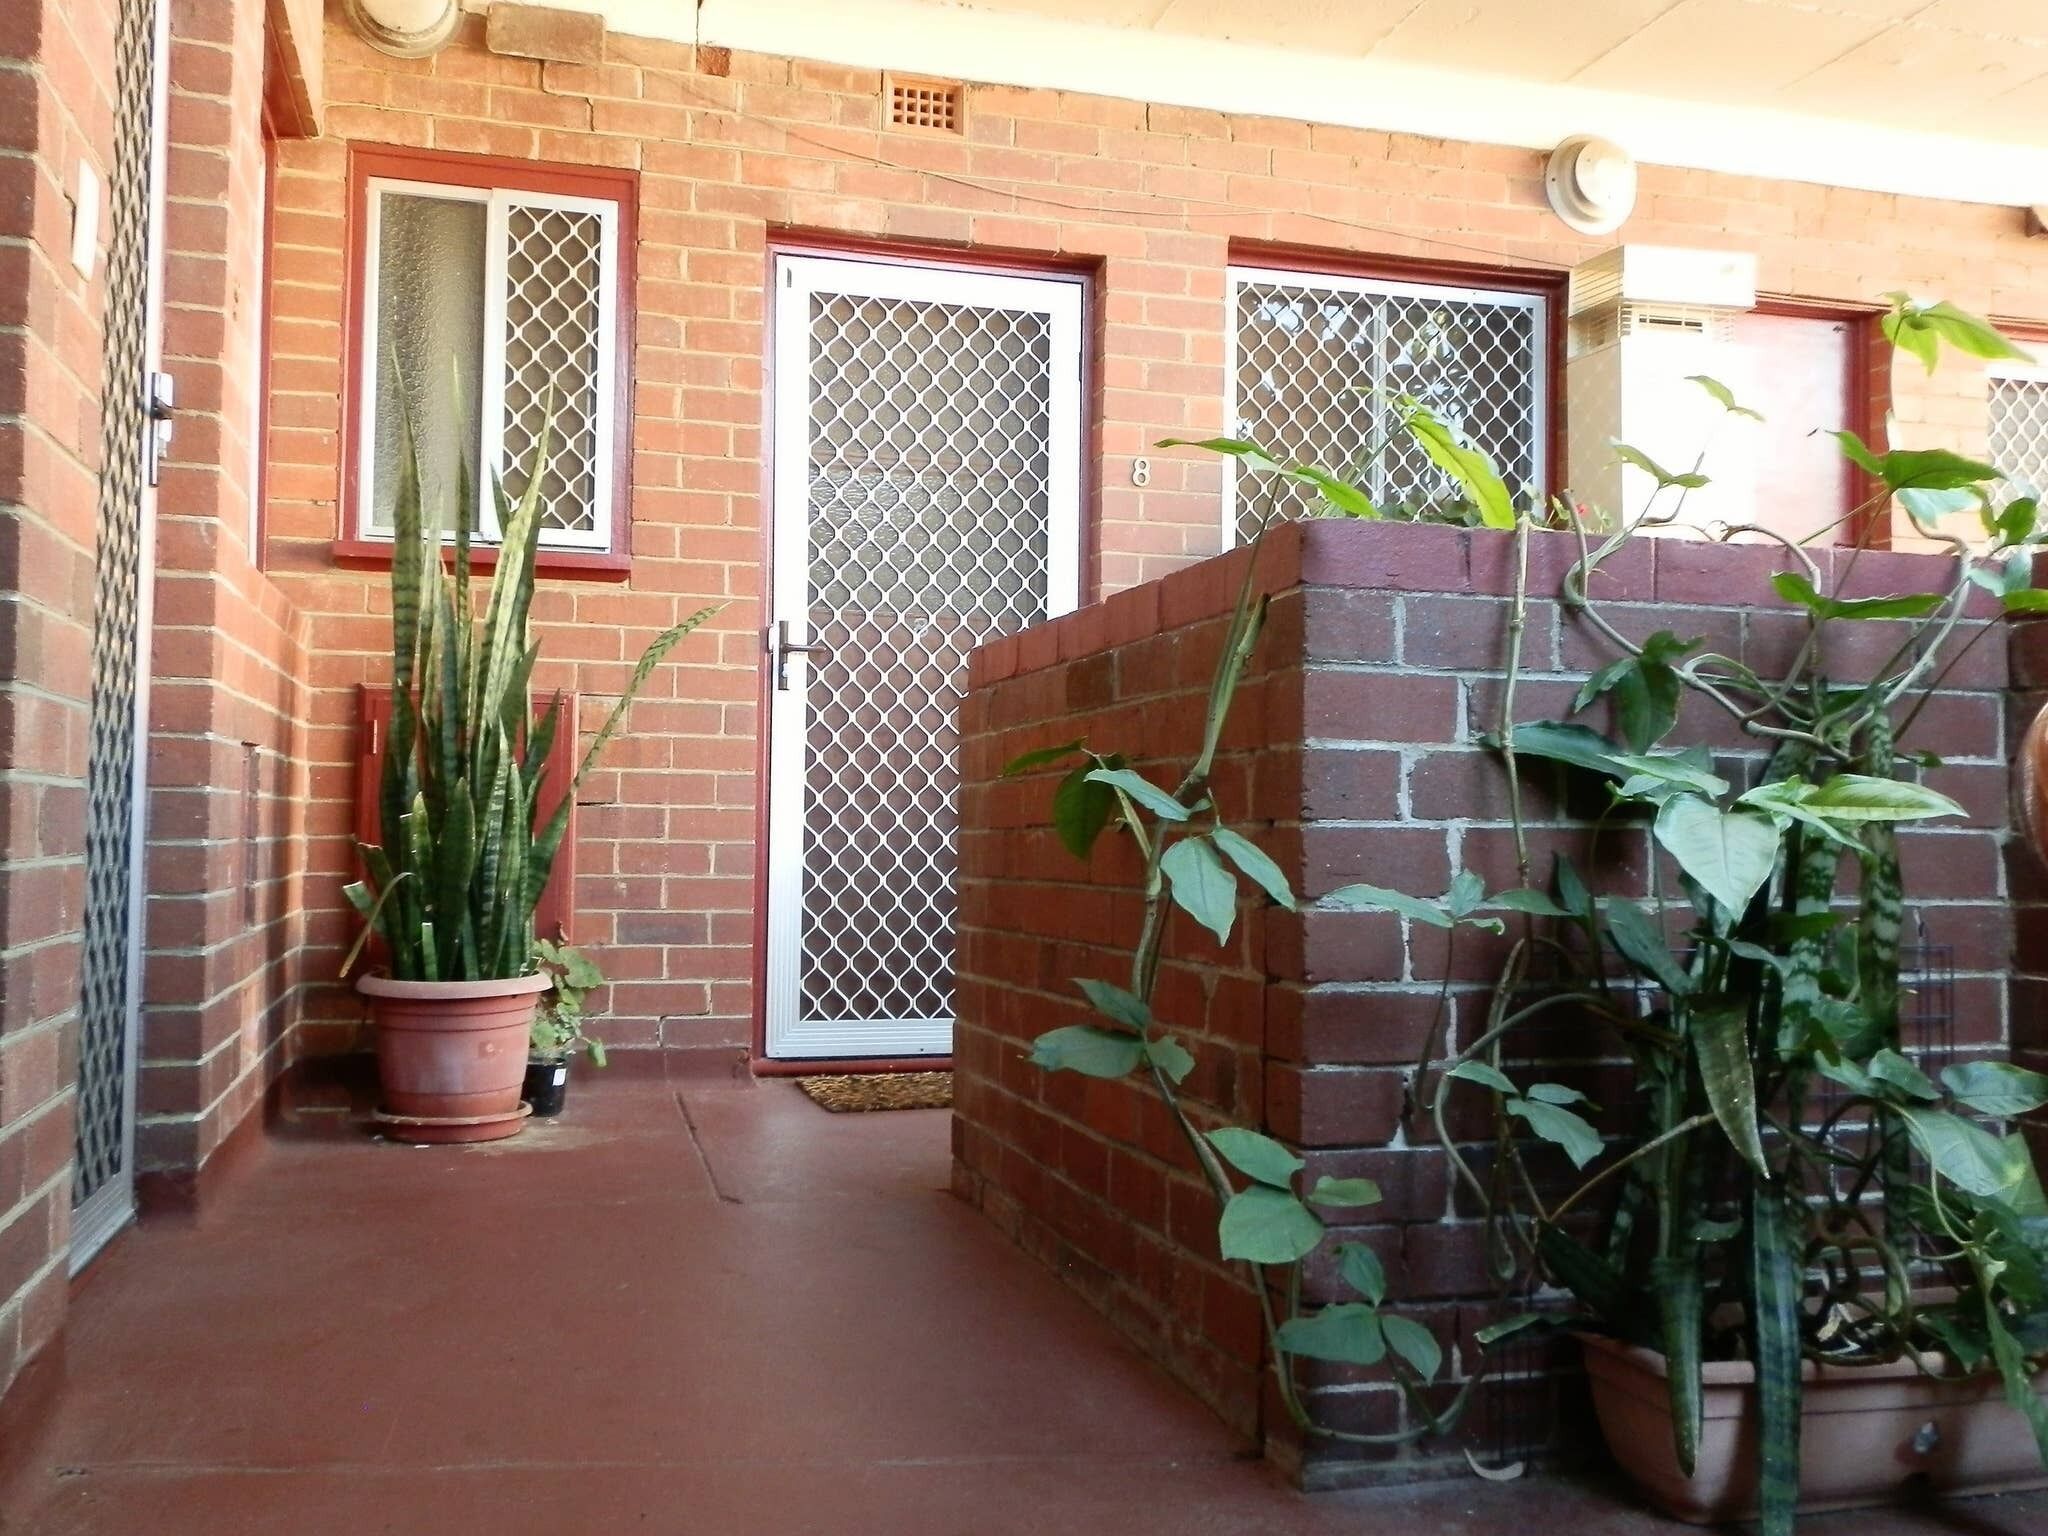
766,255,1082,1060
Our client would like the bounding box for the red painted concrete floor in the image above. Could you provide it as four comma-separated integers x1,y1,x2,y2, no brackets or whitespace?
3,1075,2047,1535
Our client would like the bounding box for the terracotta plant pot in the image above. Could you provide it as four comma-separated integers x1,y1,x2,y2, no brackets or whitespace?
1582,1332,2048,1522
358,972,551,1143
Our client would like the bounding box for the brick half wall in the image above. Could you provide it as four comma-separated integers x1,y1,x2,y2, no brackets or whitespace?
954,516,2025,1488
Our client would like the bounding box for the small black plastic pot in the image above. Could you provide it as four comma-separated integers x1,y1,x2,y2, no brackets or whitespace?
523,1056,571,1118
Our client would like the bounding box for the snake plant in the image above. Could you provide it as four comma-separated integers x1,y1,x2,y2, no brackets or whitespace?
342,411,719,982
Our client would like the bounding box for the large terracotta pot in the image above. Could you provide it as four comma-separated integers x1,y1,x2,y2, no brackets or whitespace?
1583,1333,2048,1522
357,972,551,1143
2019,698,2048,869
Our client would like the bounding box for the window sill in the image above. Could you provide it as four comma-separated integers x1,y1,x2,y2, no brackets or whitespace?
331,537,633,581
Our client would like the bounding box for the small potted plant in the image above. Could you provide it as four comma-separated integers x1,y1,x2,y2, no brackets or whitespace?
525,938,607,1117
342,410,718,1143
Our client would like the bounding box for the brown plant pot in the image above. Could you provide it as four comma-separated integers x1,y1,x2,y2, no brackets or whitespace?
1582,1332,2048,1523
357,971,551,1143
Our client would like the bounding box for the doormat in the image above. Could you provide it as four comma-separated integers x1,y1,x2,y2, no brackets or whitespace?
797,1071,952,1113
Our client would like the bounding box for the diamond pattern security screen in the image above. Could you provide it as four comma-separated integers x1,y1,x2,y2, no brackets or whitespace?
767,258,1081,1059
75,0,162,1254
359,179,619,550
1989,373,2048,506
500,203,607,539
1227,268,1547,542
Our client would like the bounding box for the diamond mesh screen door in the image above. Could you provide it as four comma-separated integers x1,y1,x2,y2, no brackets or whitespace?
72,0,169,1269
766,256,1082,1059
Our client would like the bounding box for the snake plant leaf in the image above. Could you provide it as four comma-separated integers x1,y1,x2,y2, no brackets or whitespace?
1218,1186,1324,1264
1692,999,1767,1172
523,690,564,803
566,606,727,800
1275,1303,1386,1365
1653,795,1780,917
1749,1185,1804,1536
1537,1227,1627,1321
1380,1315,1443,1383
1653,1253,1704,1477
1941,1060,2048,1119
1206,1127,1303,1189
1029,1024,1144,1079
1210,827,1296,910
432,779,478,980
1074,977,1151,1033
1161,835,1239,946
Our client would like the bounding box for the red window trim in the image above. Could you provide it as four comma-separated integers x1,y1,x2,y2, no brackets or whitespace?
1225,239,1570,505
338,143,639,579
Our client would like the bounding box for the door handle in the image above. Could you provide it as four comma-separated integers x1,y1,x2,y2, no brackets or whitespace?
768,619,829,692
145,369,175,487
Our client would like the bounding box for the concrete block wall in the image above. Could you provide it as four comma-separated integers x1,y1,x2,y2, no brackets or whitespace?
955,515,2022,1486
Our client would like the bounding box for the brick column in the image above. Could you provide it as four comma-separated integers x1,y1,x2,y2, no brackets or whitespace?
957,517,2018,1488
0,0,121,1400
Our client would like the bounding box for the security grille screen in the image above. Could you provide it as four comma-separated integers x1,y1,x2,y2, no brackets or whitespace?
1229,272,1545,540
501,203,605,537
1989,375,2048,506
76,0,160,1218
799,293,1053,1026
363,186,614,547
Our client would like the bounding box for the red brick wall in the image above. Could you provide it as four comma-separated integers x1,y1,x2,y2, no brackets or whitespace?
270,22,2048,1066
954,517,2019,1486
0,0,119,1401
138,0,311,1182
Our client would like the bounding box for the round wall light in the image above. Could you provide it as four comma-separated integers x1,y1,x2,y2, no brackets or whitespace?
1546,134,1638,235
341,0,461,58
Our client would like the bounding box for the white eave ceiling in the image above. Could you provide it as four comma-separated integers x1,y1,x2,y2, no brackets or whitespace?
587,0,2048,205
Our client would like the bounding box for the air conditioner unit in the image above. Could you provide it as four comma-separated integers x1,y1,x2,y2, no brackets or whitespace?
1566,247,1759,535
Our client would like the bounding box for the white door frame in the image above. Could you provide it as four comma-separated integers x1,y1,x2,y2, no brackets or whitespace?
71,0,169,1271
764,253,1083,1060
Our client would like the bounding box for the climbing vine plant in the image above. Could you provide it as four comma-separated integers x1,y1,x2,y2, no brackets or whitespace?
1007,298,2048,1526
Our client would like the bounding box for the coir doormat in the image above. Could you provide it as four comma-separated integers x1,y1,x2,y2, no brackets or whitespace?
797,1071,953,1113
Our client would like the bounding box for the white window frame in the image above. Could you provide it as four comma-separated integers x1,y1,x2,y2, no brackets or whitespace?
1221,264,1549,546
355,175,622,553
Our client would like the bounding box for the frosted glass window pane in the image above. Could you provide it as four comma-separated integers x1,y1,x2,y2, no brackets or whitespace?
370,192,486,535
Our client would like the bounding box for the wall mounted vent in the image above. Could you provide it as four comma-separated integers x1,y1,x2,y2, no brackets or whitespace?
886,74,963,133
1566,247,1759,535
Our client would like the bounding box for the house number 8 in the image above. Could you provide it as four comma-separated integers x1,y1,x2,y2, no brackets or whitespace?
1132,457,1151,487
